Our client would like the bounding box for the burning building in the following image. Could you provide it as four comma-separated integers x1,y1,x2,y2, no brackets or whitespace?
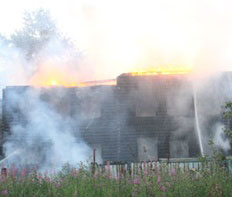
1,71,232,164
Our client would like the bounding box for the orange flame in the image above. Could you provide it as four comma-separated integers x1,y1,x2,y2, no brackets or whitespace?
28,63,80,87
31,77,79,87
29,62,191,87
29,65,116,87
32,78,116,87
130,66,192,76
46,79,78,87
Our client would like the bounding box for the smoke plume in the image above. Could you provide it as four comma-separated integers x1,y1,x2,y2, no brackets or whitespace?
0,26,94,170
3,87,91,170
1,0,232,168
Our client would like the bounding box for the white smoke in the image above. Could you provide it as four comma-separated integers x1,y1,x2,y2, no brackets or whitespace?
213,123,230,152
3,87,91,170
0,40,28,89
0,31,93,170
1,1,232,167
192,72,232,155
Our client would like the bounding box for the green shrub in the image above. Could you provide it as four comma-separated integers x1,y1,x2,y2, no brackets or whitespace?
0,162,231,197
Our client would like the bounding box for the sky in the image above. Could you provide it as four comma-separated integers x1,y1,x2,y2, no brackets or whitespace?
0,0,232,80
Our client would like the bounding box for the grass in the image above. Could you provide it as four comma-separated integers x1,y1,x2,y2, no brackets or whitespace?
0,162,231,197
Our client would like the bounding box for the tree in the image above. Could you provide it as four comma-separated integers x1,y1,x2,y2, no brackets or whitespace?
3,8,80,79
223,102,232,141
10,9,68,60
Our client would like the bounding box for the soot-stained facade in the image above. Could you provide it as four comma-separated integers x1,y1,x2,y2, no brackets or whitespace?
1,73,206,162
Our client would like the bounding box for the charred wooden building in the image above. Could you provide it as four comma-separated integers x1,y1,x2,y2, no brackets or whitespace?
3,72,231,163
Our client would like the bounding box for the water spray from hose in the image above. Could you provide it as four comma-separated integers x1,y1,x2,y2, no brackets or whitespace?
0,149,21,166
193,86,204,157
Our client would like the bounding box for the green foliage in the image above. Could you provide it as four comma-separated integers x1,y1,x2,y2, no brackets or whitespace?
198,137,226,168
10,9,57,60
0,163,231,197
224,102,232,118
0,8,80,79
0,8,75,62
224,102,232,141
208,137,226,161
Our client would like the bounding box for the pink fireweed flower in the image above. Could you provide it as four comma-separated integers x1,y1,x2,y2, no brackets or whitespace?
45,177,51,182
160,185,166,192
21,168,27,177
105,162,110,171
133,178,139,184
44,171,48,177
37,173,42,180
44,172,50,182
1,189,8,195
143,170,148,175
71,169,78,177
9,168,17,179
169,168,176,176
93,173,98,179
165,181,170,187
157,175,161,184
56,182,61,188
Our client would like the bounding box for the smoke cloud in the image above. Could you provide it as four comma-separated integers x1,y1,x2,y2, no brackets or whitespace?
1,0,232,169
0,30,94,170
3,87,91,171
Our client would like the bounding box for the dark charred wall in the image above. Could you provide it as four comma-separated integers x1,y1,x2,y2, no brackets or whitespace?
1,73,202,162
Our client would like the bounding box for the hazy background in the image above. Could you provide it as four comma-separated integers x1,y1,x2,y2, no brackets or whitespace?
0,0,232,81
